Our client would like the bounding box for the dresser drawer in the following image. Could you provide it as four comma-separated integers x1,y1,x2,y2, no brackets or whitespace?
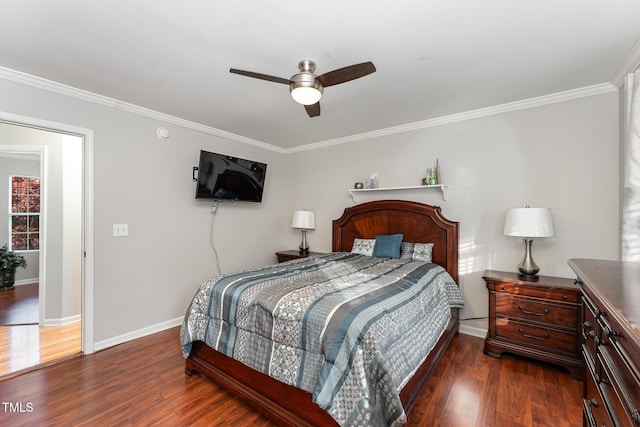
601,310,640,382
491,282,579,303
584,362,611,427
582,295,598,366
495,295,578,328
495,318,578,355
599,344,640,427
597,352,633,427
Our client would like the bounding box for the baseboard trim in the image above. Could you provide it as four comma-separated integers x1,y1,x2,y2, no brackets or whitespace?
13,278,39,286
458,324,487,338
93,317,183,352
43,315,81,326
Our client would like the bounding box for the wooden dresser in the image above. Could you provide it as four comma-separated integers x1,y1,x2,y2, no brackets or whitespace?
483,270,584,380
569,258,640,427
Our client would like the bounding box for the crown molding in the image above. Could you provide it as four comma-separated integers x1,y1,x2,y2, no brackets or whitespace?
0,67,617,155
0,67,287,154
285,82,617,153
610,36,640,87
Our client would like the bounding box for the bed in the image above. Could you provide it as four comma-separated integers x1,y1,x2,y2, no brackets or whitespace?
181,200,461,426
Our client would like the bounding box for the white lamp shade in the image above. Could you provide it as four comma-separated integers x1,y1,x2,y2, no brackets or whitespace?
291,210,316,229
504,207,554,238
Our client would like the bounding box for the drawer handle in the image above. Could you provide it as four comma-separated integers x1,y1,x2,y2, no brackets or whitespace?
589,398,598,408
632,409,640,425
605,329,621,338
518,305,549,316
518,328,549,340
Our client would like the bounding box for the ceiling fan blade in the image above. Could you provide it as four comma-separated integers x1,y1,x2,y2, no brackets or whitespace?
229,68,291,85
316,62,376,87
305,102,320,117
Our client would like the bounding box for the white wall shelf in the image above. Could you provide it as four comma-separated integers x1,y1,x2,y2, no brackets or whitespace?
349,184,448,202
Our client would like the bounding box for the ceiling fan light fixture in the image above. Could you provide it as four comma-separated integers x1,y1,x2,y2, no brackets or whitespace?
230,59,375,117
289,73,323,105
290,86,322,105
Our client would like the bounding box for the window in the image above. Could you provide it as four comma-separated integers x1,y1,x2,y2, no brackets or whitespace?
10,175,40,251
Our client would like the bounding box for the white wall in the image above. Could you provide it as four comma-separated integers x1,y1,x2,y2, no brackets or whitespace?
285,92,620,335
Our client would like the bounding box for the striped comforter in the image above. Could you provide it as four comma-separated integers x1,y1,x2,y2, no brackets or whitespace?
180,252,464,426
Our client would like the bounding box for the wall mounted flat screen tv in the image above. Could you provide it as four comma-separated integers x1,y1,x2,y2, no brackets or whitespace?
195,150,267,202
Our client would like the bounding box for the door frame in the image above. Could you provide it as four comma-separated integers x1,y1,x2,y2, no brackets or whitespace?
0,111,94,354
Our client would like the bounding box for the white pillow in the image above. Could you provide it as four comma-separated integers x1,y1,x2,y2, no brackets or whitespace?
351,238,375,256
412,243,434,263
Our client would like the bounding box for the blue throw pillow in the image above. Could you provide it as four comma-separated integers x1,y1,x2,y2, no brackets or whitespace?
373,234,404,258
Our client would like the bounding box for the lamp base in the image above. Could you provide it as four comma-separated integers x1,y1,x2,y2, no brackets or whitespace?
517,272,539,282
516,238,540,280
298,229,309,254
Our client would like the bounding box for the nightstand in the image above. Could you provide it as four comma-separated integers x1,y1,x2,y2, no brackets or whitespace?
483,270,583,380
275,250,324,263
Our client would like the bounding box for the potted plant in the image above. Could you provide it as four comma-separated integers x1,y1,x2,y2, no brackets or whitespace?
0,244,27,291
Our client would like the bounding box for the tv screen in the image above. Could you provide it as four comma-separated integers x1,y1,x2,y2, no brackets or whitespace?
195,150,267,202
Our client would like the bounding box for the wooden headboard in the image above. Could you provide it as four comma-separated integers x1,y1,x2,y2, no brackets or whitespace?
332,200,459,283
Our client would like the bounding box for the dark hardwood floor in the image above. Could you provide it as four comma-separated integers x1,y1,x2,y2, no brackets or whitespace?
0,282,38,325
0,327,582,426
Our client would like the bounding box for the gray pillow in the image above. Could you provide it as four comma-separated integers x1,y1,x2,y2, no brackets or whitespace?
351,238,375,256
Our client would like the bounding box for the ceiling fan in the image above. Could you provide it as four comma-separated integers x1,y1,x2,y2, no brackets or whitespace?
229,60,376,117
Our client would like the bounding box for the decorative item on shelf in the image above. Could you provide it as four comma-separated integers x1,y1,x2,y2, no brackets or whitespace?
504,206,554,280
354,182,364,189
364,172,378,189
0,244,27,291
424,168,437,185
291,210,316,254
422,159,441,185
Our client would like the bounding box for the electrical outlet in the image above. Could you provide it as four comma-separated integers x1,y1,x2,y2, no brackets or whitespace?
113,224,128,237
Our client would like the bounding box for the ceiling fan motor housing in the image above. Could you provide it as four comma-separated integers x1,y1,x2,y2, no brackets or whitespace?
298,59,316,73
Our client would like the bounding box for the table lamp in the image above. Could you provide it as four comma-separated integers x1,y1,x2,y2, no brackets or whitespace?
291,210,316,254
504,206,554,280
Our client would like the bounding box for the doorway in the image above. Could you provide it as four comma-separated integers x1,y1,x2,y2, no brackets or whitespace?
0,114,94,376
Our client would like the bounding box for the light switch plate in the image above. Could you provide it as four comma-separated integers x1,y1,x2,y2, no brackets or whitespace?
113,224,128,237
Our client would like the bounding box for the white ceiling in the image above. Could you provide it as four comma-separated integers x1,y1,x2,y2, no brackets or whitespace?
2,1,640,151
